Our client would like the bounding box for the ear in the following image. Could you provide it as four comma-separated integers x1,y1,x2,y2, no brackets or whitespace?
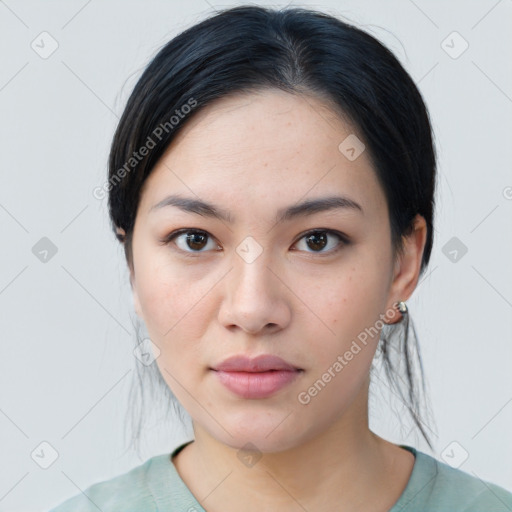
127,254,144,321
131,274,144,320
385,214,428,312
116,226,144,320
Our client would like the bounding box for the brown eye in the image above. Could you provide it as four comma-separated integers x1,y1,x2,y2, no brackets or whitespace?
163,229,219,253
305,232,328,251
184,231,208,251
294,230,346,254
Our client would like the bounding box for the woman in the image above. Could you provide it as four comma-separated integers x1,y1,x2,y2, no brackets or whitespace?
50,5,512,511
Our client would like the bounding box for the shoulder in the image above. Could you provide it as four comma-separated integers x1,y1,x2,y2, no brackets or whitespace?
411,449,512,511
47,455,163,512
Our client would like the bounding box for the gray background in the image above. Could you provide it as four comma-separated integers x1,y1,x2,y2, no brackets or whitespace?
1,0,511,510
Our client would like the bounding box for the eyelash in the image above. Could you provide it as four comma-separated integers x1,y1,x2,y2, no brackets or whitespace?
159,228,350,257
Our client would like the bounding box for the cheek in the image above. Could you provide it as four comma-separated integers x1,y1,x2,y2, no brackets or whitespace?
138,269,209,394
135,255,210,341
297,270,384,402
317,263,387,328
299,258,391,372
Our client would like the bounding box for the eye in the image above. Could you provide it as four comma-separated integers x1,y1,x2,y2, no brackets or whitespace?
161,228,349,256
162,229,220,254
293,229,347,254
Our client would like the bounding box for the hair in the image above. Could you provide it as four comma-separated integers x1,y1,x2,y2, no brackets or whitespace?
107,5,438,457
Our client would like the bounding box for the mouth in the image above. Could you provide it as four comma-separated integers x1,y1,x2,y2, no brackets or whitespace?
211,368,303,399
209,354,303,399
211,354,302,373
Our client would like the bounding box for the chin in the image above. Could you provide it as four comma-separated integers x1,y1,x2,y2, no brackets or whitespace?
201,415,317,455
225,433,300,454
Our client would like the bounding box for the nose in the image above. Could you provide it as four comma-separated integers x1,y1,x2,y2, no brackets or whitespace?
218,248,291,335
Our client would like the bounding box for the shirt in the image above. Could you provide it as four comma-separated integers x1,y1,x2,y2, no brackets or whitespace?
48,441,512,511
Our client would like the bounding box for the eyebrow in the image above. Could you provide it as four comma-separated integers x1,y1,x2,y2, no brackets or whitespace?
149,194,363,224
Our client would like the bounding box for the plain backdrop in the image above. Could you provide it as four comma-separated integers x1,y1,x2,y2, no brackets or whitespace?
1,0,511,510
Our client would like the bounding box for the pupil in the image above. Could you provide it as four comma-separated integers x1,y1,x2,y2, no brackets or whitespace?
187,232,207,250
307,232,327,251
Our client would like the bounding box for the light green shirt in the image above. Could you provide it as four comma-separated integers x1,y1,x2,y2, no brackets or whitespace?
48,441,512,511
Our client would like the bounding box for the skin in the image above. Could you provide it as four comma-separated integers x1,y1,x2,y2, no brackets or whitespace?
122,89,427,511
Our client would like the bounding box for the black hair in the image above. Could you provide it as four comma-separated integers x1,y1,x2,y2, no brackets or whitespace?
107,5,438,456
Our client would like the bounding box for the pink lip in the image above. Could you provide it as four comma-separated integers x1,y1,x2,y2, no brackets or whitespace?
212,354,301,372
210,355,303,399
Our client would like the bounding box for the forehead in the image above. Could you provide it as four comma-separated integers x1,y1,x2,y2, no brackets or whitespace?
138,89,386,218
169,88,356,155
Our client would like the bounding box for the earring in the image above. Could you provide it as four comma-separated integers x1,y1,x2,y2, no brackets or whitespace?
115,226,127,243
397,301,408,315
385,300,408,324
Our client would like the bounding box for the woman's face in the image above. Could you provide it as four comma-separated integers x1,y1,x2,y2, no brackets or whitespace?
129,89,423,452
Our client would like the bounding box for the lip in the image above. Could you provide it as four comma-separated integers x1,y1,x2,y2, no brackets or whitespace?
210,355,303,399
211,354,301,372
